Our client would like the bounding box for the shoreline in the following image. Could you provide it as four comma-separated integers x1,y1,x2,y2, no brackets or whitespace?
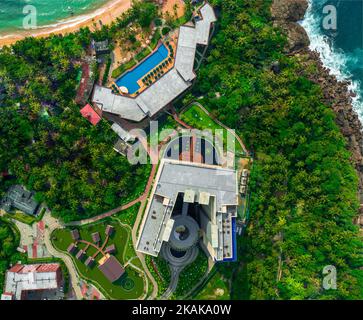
0,0,132,48
300,0,362,120
271,0,363,218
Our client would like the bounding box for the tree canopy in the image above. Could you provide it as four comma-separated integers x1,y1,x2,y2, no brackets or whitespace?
193,0,363,299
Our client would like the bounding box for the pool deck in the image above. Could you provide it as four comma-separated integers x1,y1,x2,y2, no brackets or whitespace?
92,2,217,126
132,36,178,97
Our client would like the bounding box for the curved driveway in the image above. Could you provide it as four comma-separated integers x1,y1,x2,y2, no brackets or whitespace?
42,212,83,299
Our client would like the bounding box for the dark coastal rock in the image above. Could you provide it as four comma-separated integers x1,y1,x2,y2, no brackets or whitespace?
282,22,310,52
271,0,363,212
271,0,310,53
271,0,308,22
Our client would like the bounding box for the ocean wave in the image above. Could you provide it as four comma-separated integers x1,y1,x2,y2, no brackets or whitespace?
300,0,363,120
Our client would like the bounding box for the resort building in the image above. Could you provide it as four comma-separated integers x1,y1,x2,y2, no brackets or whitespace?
0,185,39,216
1,263,63,300
92,39,110,56
91,3,217,137
91,232,100,244
70,229,80,241
136,154,238,262
98,255,125,283
67,243,78,255
85,257,95,268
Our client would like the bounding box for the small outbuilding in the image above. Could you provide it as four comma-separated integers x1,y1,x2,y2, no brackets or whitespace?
85,257,95,268
70,229,80,241
104,244,116,254
91,232,100,244
76,249,86,261
105,225,114,236
67,243,78,255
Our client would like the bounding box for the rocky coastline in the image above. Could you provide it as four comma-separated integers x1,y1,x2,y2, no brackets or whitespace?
271,0,363,222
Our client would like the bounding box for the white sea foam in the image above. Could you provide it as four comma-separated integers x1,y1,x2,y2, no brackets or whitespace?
0,0,116,40
300,0,363,120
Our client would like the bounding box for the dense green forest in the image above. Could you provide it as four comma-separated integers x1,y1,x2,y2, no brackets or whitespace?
0,219,25,295
0,2,158,222
0,0,362,300
192,0,362,299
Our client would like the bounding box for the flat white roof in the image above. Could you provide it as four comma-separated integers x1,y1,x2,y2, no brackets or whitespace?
5,271,59,300
136,158,238,257
135,68,191,116
195,2,217,45
91,3,216,122
175,26,197,82
92,86,146,122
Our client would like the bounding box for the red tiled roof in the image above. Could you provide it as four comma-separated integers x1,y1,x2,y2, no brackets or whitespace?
35,264,60,273
8,264,23,273
80,104,101,126
38,221,45,231
9,263,60,274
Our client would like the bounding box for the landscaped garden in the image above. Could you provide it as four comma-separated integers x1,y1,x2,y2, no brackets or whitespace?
145,254,171,297
51,218,145,299
193,269,230,300
174,250,208,298
180,103,244,154
2,207,47,226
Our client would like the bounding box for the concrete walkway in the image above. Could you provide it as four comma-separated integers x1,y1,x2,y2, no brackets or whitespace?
42,212,83,299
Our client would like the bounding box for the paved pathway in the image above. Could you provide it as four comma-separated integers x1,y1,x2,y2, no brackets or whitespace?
42,212,83,300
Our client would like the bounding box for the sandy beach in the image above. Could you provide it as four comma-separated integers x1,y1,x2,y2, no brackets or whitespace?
0,0,132,48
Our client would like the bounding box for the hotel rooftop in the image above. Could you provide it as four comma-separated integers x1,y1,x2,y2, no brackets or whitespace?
1,263,62,300
92,3,216,125
136,158,238,262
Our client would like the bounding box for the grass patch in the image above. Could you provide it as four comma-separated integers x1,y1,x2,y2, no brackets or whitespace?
102,57,112,85
51,219,144,299
193,269,230,300
114,203,140,227
175,250,208,297
181,104,243,154
150,32,162,50
6,207,46,225
112,59,137,79
145,255,170,297
135,47,152,62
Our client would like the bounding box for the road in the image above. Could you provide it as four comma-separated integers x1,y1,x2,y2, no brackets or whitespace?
42,212,83,299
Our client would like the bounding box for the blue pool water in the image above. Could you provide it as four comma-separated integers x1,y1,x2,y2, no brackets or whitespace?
116,44,169,94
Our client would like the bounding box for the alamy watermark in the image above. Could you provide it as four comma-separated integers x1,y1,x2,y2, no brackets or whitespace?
125,121,237,168
322,265,337,290
322,4,337,30
23,5,37,30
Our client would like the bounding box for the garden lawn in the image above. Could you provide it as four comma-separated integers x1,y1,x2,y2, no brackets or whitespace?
175,249,208,297
194,270,230,300
181,104,243,154
51,219,144,299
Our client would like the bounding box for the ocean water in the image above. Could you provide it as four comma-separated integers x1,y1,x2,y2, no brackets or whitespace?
0,0,109,36
301,0,363,120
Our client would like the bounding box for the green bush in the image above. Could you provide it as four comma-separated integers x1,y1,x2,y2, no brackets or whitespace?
111,59,136,78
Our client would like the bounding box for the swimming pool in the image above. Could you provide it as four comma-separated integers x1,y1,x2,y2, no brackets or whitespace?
116,44,169,94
